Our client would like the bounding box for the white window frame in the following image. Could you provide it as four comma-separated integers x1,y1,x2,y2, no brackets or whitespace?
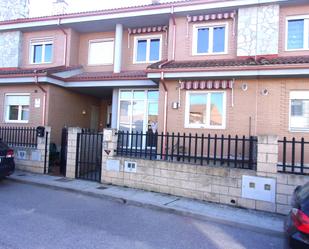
29,38,53,64
4,93,30,124
289,91,309,132
133,35,162,64
285,15,309,51
184,91,227,129
88,38,115,66
192,22,229,56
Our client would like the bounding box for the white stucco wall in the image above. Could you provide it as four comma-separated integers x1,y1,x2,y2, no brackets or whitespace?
237,4,279,56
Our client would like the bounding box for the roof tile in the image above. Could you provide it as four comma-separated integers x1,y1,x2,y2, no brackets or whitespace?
66,70,147,81
148,56,309,70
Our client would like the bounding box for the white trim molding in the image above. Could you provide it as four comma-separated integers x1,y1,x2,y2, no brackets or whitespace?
184,90,227,129
4,93,30,123
29,38,54,64
192,22,229,55
289,90,309,132
285,15,309,51
133,34,162,64
147,68,309,79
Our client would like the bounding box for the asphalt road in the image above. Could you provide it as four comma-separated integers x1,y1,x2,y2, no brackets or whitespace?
0,180,284,249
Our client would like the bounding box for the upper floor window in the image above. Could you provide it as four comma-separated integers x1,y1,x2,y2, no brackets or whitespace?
193,23,228,55
286,17,309,50
185,91,226,129
30,39,53,64
5,94,30,123
290,91,309,131
88,39,114,65
134,35,162,63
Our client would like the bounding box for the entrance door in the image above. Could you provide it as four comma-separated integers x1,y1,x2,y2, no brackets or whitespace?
118,89,159,147
90,105,99,131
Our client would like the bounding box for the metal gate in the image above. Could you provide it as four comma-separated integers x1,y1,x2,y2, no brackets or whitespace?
75,131,103,182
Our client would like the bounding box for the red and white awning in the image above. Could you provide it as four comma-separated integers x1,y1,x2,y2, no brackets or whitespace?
180,80,234,90
187,12,236,23
128,25,168,34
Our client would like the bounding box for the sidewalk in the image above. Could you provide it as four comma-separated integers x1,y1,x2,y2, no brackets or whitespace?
8,170,285,236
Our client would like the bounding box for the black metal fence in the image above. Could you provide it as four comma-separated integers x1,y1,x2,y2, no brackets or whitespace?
116,131,257,170
75,131,103,182
0,126,38,148
278,137,309,175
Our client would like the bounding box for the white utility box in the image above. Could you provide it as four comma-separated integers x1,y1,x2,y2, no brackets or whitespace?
242,175,276,203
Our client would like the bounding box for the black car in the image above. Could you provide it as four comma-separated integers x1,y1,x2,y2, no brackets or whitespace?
0,140,15,179
285,182,309,249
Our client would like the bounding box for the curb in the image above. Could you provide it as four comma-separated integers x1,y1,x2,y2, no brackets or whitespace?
8,177,284,237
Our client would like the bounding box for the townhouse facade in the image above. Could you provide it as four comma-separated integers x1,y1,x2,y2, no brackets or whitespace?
0,0,308,152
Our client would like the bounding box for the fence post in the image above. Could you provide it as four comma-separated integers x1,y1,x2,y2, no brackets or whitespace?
36,126,51,174
101,129,118,183
256,135,279,174
66,127,82,179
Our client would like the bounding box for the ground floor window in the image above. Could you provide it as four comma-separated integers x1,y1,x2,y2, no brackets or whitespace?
118,89,159,133
5,94,30,123
185,91,226,129
290,91,309,131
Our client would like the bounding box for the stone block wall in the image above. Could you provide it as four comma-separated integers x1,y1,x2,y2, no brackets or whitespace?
0,31,23,67
97,130,309,215
65,127,82,178
61,128,308,215
0,0,29,67
0,0,29,21
102,157,261,210
14,126,50,174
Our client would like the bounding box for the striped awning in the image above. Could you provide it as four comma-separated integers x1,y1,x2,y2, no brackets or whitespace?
128,25,168,34
187,12,236,23
180,80,234,90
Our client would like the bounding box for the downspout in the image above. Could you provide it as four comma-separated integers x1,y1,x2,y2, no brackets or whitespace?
171,6,176,60
57,18,68,66
34,72,47,126
160,72,168,157
161,71,168,135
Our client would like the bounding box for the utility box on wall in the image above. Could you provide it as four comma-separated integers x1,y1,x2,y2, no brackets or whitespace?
242,176,276,203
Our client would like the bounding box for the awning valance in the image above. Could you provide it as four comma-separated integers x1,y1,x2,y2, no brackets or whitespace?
180,80,233,90
187,12,236,23
128,25,168,34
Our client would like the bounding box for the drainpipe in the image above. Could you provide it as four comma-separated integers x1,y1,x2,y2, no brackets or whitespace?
160,72,168,157
161,72,168,135
34,72,47,126
57,18,68,66
171,6,176,60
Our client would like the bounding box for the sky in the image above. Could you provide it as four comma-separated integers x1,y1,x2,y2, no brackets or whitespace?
29,0,182,17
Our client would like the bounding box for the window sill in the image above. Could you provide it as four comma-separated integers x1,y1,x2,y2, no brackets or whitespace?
289,128,309,133
185,125,226,130
5,120,29,124
30,62,52,65
133,60,160,64
87,63,113,66
285,48,309,52
192,52,228,56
